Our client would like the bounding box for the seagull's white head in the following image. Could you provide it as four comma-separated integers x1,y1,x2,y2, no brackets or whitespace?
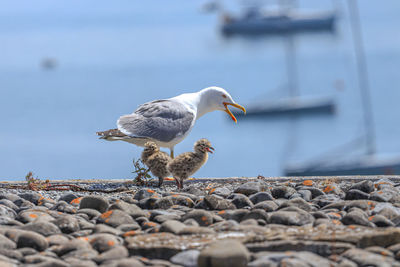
199,86,246,123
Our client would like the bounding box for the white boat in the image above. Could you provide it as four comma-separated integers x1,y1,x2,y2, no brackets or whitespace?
221,8,336,36
283,0,400,176
232,95,334,118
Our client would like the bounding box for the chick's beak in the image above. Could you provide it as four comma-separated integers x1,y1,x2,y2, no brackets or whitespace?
223,102,246,123
206,147,214,153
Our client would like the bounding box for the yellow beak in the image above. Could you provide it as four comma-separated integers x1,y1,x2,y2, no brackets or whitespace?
223,102,246,123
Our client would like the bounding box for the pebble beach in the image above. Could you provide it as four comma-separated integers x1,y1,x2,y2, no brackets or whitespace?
1,176,400,266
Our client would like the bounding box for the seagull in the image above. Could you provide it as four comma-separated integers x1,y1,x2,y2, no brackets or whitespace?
167,138,214,189
96,86,246,158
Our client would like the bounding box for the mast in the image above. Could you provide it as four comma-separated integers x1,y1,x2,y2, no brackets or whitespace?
347,0,375,155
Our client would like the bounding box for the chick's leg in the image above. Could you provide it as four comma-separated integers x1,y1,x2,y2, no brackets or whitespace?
158,177,164,187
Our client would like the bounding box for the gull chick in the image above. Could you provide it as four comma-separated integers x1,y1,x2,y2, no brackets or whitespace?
167,139,214,189
141,141,171,187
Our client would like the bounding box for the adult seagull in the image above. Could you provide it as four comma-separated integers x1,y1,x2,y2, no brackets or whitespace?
96,86,246,158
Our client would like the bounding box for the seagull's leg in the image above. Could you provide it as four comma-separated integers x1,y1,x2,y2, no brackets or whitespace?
170,148,174,159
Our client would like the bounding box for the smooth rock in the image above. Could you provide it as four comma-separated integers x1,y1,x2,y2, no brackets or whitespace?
234,181,269,196
204,195,235,210
349,180,374,193
345,189,370,200
97,209,135,227
249,192,274,204
21,222,61,236
53,215,80,234
198,240,250,267
0,235,16,249
160,220,186,234
94,245,129,263
181,210,213,227
253,201,278,212
109,201,147,219
16,231,48,251
271,186,297,199
79,196,109,213
342,248,393,267
170,249,200,267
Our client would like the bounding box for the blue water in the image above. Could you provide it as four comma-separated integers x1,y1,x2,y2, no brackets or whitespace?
1,0,400,180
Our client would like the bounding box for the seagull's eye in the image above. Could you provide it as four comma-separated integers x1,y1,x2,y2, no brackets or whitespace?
222,94,227,99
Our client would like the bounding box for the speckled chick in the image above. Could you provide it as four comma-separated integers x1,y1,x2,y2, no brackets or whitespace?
141,141,172,187
167,138,214,189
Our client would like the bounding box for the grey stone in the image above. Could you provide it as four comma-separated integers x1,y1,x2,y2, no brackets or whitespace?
46,234,70,246
21,221,61,236
90,233,121,253
345,189,370,200
204,195,235,210
17,210,53,223
0,235,16,249
342,248,393,267
79,196,109,213
134,189,159,200
50,201,77,214
0,249,23,261
116,223,141,232
94,245,129,263
297,189,312,201
268,209,314,226
358,228,400,248
0,200,18,211
198,239,250,267
53,215,80,234
179,226,215,235
0,205,17,219
253,201,278,212
370,214,395,227
242,209,268,221
230,194,253,209
271,186,296,199
341,210,372,227
210,187,232,198
181,210,213,227
18,192,42,205
77,208,101,219
249,192,274,204
93,224,122,235
55,238,92,256
109,201,147,219
58,193,80,204
278,197,313,212
234,181,269,196
64,258,98,267
349,180,374,193
99,257,145,267
170,250,200,267
62,248,99,261
97,209,135,227
160,220,186,234
16,231,48,251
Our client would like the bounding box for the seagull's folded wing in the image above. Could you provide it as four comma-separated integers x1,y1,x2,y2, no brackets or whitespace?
117,100,195,143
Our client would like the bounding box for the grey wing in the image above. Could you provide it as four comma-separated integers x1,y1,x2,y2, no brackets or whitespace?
117,100,195,143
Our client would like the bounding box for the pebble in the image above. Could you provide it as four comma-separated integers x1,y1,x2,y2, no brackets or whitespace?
198,239,250,267
79,196,109,213
1,177,400,266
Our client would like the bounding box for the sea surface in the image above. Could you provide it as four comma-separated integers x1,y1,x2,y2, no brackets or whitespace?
1,0,400,180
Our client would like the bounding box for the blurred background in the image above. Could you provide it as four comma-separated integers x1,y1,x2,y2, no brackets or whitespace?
1,0,400,180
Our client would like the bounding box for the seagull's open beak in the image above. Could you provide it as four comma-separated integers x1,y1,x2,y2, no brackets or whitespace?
223,102,246,123
206,147,214,153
